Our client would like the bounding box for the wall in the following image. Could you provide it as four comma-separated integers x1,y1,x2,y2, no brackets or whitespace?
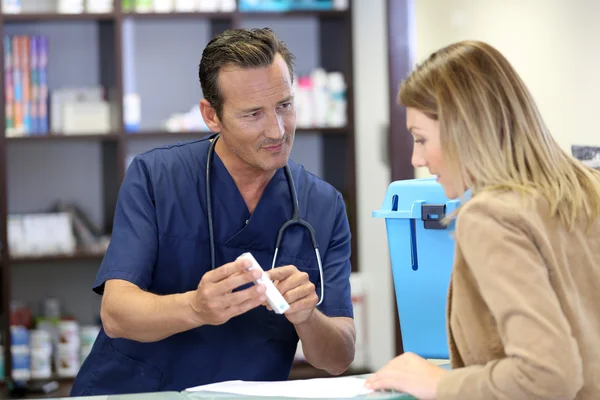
352,0,395,370
413,0,600,177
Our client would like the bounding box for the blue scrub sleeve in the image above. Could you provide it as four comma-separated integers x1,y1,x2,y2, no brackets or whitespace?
93,156,158,295
318,192,354,319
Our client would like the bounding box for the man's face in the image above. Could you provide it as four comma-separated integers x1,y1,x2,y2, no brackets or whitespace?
214,53,296,172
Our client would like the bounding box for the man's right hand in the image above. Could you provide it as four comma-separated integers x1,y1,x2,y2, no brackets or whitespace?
189,257,267,326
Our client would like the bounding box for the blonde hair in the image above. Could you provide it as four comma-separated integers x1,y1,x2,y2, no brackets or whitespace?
399,40,600,230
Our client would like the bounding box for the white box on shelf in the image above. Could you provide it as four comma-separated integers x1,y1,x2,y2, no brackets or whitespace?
85,0,113,13
62,100,112,134
58,0,84,13
8,213,77,257
2,0,22,13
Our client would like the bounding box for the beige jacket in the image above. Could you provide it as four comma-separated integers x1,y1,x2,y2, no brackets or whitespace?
437,191,600,400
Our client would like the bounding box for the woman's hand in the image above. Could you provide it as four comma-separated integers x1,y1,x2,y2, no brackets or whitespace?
364,352,447,400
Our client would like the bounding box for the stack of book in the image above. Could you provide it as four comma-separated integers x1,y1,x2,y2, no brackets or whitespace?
4,34,49,137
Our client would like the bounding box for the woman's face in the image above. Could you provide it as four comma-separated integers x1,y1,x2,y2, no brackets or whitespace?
407,107,460,199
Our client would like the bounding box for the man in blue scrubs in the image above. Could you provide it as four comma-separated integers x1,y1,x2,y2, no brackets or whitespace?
71,27,356,396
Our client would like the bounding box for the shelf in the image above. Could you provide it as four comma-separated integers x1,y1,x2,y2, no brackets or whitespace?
125,130,211,140
124,128,348,140
6,133,120,142
10,249,105,265
0,9,347,23
297,127,349,135
122,11,234,20
2,377,74,399
1,13,116,22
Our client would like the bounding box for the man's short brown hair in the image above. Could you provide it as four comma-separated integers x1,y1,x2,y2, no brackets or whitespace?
198,28,296,119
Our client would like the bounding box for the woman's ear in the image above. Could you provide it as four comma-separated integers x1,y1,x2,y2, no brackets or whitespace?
200,99,222,132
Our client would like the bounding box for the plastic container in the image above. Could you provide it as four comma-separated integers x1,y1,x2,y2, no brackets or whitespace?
153,0,174,12
134,0,153,12
80,325,100,347
10,326,29,346
123,93,141,132
42,297,61,319
31,346,52,379
238,0,292,12
30,329,52,352
373,177,461,359
310,68,328,128
11,345,30,382
56,343,79,377
326,71,346,128
58,320,80,348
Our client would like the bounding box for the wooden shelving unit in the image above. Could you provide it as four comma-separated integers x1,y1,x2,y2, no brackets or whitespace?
0,0,359,396
10,249,106,265
6,133,121,142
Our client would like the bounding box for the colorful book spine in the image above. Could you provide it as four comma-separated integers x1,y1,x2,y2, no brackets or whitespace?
12,35,22,135
29,35,39,135
20,35,31,134
3,34,49,136
38,35,49,134
4,35,13,134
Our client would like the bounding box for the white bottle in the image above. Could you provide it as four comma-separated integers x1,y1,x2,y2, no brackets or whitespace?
310,68,329,128
295,76,313,129
196,0,219,12
153,0,174,13
124,93,141,132
219,0,236,12
237,252,290,314
3,0,21,14
86,0,113,13
58,0,84,13
135,0,153,12
326,71,347,128
175,0,195,12
333,0,348,10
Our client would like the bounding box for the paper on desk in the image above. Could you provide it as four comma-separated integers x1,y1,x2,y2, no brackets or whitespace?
186,376,374,398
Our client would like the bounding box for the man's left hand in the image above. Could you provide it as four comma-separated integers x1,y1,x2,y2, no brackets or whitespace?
364,352,447,400
266,265,318,325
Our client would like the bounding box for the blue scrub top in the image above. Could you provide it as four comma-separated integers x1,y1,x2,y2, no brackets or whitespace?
71,135,354,396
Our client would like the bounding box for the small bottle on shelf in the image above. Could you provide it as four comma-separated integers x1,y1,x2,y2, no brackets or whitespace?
326,71,347,128
153,0,174,12
57,0,85,14
134,0,153,13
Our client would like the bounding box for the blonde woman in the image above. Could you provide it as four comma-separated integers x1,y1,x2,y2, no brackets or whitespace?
365,41,600,399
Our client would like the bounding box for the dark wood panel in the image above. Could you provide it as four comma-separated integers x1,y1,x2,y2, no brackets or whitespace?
0,16,13,386
387,0,414,182
102,141,120,234
211,18,234,36
1,378,73,399
319,7,358,273
387,0,415,356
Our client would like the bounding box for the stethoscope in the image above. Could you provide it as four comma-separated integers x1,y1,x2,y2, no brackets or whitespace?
206,134,324,306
